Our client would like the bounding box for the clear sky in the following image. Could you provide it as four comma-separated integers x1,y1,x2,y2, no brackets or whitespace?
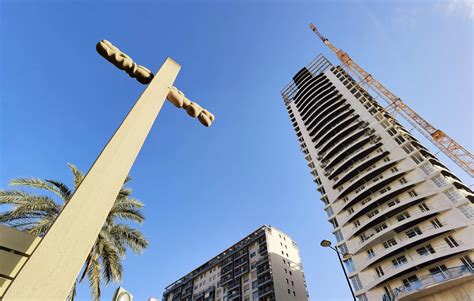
1,0,472,300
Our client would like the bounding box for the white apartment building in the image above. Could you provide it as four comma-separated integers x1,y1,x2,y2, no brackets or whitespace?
281,55,474,301
162,226,309,301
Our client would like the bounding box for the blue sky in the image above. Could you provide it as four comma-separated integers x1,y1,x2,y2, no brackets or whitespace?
1,0,472,300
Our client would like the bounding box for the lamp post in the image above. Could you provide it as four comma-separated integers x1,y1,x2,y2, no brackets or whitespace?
3,41,214,300
320,239,356,301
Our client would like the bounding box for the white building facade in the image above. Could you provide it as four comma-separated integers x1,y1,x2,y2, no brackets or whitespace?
281,55,474,301
162,226,309,301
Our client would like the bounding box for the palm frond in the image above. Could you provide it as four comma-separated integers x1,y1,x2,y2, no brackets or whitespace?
108,207,144,224
66,280,77,301
9,178,66,201
87,255,102,301
109,224,148,254
97,235,122,284
45,179,72,201
67,163,84,190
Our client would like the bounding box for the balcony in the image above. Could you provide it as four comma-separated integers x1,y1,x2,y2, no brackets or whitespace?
311,110,358,141
353,206,450,253
325,135,375,172
302,88,340,122
296,77,330,111
298,83,335,118
368,241,470,290
307,102,350,133
383,265,474,301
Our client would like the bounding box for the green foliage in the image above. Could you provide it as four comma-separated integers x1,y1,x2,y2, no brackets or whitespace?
0,164,149,301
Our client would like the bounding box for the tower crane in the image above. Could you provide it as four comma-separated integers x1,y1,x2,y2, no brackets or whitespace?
309,23,474,177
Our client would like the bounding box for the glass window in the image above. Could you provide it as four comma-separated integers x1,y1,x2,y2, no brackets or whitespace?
445,189,463,203
392,255,408,268
383,238,397,249
459,204,474,220
405,227,422,238
334,230,344,242
416,244,435,257
350,275,363,291
444,236,459,248
344,258,356,273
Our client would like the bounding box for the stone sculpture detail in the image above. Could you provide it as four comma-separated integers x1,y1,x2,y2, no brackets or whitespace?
96,40,214,127
97,40,154,84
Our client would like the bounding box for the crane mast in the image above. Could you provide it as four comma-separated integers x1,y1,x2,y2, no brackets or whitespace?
309,23,474,177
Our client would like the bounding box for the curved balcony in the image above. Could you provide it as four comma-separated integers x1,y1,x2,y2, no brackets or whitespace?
308,102,351,134
361,221,464,271
318,121,365,155
353,205,450,254
330,148,388,184
303,92,343,124
331,143,386,186
294,75,328,108
311,107,356,138
297,80,333,114
322,128,373,168
348,192,433,239
368,240,470,290
315,115,361,148
318,131,374,166
301,88,339,121
386,265,474,301
341,177,424,222
322,133,376,169
343,185,432,227
336,162,409,201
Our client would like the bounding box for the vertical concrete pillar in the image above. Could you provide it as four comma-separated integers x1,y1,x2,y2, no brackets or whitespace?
3,58,181,300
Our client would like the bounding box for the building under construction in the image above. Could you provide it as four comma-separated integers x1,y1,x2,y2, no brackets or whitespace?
281,25,474,301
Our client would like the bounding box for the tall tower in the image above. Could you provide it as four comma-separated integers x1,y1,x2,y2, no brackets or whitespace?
281,55,474,301
162,225,309,301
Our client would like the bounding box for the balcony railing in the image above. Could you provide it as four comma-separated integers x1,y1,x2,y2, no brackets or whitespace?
373,241,463,281
382,265,474,301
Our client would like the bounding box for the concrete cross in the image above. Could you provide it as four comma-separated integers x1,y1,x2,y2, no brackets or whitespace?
3,41,214,300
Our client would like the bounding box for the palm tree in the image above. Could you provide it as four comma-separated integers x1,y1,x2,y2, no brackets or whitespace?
0,163,148,301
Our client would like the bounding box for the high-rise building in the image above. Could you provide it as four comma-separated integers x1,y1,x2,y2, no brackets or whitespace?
281,55,474,301
162,226,309,301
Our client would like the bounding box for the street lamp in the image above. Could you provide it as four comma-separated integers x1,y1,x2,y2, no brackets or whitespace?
320,239,356,301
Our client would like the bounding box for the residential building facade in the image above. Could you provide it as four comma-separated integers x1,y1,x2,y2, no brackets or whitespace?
162,226,309,301
281,55,474,300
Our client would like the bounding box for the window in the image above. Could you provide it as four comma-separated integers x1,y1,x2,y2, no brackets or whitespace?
289,271,292,276
383,238,397,249
252,281,258,289
402,275,421,290
408,190,418,198
394,135,406,145
387,127,397,136
445,189,463,203
367,249,375,258
288,289,291,294
375,266,384,277
350,275,363,291
411,153,425,164
380,186,392,194
325,206,334,218
392,255,408,268
293,291,296,296
396,211,410,222
420,163,435,175
399,177,408,184
284,268,287,273
381,120,390,128
418,203,430,212
460,256,474,271
330,218,339,229
338,243,349,254
430,218,443,229
416,244,435,257
250,252,256,258
405,227,422,238
388,199,400,207
348,207,355,215
334,230,344,242
291,281,294,286
432,175,448,188
286,278,289,284
402,144,415,154
367,209,379,218
375,223,388,233
444,236,459,248
344,258,356,273
429,265,449,282
459,204,474,220
390,167,399,173
357,293,368,301
353,220,361,228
